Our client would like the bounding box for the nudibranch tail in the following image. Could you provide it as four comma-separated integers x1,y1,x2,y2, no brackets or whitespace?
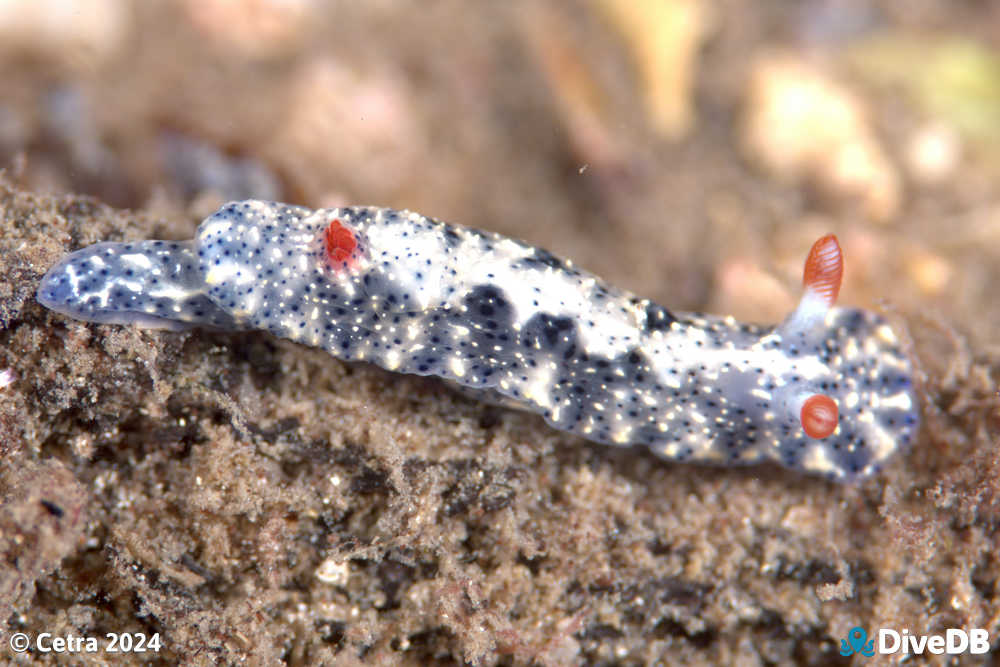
35,200,919,481
36,240,239,330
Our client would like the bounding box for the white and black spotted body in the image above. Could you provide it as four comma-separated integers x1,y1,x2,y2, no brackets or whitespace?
37,200,919,480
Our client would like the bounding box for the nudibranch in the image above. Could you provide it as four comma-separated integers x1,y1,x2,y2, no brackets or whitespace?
37,201,919,480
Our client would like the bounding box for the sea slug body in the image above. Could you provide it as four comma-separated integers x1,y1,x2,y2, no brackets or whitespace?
37,200,919,481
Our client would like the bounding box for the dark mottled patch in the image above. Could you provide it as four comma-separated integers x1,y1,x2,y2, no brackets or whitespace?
462,284,515,331
520,247,569,271
644,303,677,332
442,228,462,247
521,312,577,356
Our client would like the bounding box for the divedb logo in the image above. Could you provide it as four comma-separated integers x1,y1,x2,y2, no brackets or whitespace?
839,626,990,657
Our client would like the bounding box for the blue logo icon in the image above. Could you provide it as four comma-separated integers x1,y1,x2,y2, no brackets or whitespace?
840,626,875,657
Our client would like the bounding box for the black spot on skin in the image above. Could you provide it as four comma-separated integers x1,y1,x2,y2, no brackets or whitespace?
645,303,677,332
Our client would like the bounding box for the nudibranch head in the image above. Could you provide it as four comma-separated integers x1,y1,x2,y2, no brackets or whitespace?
781,306,916,479
743,234,918,479
644,304,918,481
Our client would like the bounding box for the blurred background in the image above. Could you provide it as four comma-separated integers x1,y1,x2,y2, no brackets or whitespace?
4,0,1000,345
